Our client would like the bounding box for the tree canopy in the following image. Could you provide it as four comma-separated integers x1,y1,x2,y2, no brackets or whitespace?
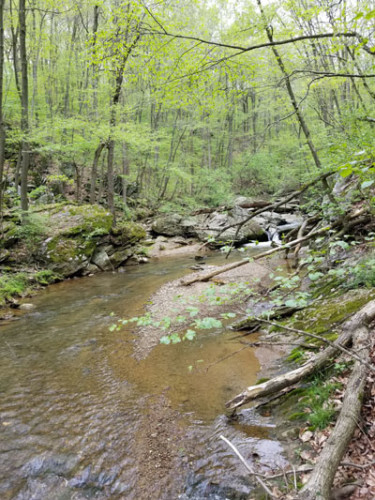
0,0,374,214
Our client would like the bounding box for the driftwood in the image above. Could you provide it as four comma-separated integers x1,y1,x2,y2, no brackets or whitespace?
225,300,375,410
182,224,332,286
232,305,303,331
297,305,374,499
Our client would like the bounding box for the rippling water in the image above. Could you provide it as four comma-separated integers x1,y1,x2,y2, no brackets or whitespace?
0,255,287,499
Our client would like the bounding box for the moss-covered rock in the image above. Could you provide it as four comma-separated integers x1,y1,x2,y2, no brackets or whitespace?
290,288,375,335
48,204,113,238
44,237,94,275
38,204,113,276
111,220,146,245
109,248,133,267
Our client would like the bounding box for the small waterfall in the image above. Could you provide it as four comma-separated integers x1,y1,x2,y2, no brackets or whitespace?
267,227,282,246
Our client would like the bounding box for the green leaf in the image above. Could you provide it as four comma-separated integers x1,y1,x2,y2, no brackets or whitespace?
361,180,374,189
220,312,236,319
308,272,324,281
186,306,199,317
184,329,196,341
170,333,182,344
160,336,171,345
194,317,222,329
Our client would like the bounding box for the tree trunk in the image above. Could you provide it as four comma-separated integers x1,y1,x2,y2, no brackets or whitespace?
19,0,30,214
90,142,105,204
298,302,375,499
107,137,115,220
0,0,4,219
121,142,128,206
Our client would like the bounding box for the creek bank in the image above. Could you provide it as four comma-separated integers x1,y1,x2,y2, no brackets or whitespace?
0,196,299,316
0,203,148,314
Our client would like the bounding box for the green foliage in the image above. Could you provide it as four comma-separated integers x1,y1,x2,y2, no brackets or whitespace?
34,270,61,285
12,213,49,241
288,376,342,430
347,254,375,289
29,186,48,200
0,273,29,305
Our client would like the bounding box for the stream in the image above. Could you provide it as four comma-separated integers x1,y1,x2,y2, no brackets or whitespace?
0,254,287,500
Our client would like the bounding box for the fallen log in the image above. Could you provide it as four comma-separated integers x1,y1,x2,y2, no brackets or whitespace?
225,300,375,410
297,307,374,499
232,305,304,331
182,224,332,286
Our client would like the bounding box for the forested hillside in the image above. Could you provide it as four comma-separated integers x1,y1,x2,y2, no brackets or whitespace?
0,0,374,214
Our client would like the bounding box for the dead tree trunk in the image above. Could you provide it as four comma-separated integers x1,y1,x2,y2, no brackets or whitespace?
297,303,375,499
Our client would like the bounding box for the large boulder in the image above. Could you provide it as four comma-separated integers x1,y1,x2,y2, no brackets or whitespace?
40,205,113,276
196,217,265,244
152,210,266,244
151,214,184,237
91,248,112,271
110,220,146,245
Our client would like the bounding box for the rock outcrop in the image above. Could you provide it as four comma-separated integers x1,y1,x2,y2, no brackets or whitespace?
0,204,147,278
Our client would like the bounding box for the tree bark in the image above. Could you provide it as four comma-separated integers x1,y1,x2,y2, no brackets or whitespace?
0,0,5,219
19,0,30,214
297,305,375,499
90,142,105,204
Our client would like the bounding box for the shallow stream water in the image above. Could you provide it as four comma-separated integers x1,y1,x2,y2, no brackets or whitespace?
0,254,287,499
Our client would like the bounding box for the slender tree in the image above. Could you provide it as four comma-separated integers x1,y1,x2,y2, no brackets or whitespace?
19,0,30,213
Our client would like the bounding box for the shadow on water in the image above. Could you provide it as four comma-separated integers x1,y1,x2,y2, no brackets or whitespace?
0,253,287,499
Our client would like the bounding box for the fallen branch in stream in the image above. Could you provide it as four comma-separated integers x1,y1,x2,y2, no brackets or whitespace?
223,301,375,499
182,225,331,286
225,300,375,410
